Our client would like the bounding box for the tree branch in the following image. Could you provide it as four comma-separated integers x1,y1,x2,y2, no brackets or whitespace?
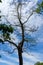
2,15,20,27
17,3,24,47
23,50,34,56
23,11,33,24
0,38,18,48
7,48,17,54
5,39,18,48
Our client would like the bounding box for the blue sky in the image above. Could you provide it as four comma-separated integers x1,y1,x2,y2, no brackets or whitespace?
0,0,43,65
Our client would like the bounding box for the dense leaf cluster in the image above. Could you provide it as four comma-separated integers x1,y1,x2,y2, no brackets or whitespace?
0,24,14,39
36,1,43,14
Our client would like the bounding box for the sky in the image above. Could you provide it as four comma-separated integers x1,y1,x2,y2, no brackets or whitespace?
0,0,43,65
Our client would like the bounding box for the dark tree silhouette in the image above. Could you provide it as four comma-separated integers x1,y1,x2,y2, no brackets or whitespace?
0,0,2,2
0,1,43,65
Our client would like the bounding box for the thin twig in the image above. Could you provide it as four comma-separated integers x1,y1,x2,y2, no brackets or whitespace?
8,48,17,54
23,12,33,24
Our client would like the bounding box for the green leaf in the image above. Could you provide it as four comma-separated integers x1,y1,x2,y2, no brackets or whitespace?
0,24,14,40
40,2,43,9
36,1,43,14
8,25,14,33
0,24,14,33
36,8,41,13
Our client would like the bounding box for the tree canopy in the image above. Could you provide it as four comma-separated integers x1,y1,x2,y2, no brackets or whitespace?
0,24,14,40
34,62,43,65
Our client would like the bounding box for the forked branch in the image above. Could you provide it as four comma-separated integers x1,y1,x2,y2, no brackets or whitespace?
17,3,24,47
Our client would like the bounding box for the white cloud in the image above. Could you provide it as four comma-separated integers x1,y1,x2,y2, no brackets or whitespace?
23,52,40,62
37,38,43,42
3,53,19,63
23,52,43,65
0,51,19,65
25,13,43,29
2,0,13,4
0,0,42,29
23,61,34,65
0,59,15,65
0,49,43,65
0,2,9,16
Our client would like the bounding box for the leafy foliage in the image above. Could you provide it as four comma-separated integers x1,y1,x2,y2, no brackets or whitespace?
0,24,14,40
36,1,43,14
34,62,43,65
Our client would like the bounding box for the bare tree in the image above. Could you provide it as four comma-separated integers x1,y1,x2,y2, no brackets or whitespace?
0,1,42,65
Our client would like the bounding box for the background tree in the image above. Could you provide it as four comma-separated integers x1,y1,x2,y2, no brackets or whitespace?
34,62,43,65
0,1,43,65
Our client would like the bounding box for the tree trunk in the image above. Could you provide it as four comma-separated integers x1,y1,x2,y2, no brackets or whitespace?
18,50,23,65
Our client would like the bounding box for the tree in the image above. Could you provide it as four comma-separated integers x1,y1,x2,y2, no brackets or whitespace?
0,1,43,65
34,62,43,65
